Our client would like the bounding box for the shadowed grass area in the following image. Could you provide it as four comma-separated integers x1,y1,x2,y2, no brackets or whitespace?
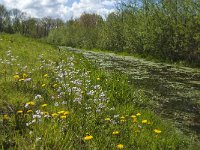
0,34,199,149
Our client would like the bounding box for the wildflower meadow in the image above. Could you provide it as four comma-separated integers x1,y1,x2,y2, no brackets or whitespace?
0,34,198,149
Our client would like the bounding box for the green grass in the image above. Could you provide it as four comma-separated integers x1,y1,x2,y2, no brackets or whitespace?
89,48,200,69
0,34,199,149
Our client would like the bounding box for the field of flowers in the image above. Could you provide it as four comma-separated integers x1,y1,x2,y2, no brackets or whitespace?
0,34,198,149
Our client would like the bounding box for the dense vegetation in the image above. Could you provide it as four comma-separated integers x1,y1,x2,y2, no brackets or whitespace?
0,4,64,38
1,1,200,66
46,0,200,66
0,33,199,150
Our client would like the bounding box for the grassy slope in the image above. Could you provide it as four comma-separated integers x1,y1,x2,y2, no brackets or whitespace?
0,34,198,149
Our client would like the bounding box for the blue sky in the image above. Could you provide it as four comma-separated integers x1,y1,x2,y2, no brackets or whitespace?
0,0,117,20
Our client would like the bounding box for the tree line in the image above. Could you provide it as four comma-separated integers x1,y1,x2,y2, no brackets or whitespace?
47,0,200,66
0,4,64,38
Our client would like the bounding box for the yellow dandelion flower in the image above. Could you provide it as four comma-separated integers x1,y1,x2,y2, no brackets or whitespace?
44,74,48,77
52,113,58,117
27,110,33,113
105,117,110,121
19,78,24,81
154,129,161,134
97,77,100,81
131,115,136,118
112,131,120,135
23,73,28,79
142,120,148,124
120,116,125,119
57,111,65,114
13,75,20,80
117,144,124,149
42,84,46,87
17,110,23,114
26,101,35,106
60,115,67,119
83,135,93,141
136,113,141,116
41,104,48,107
64,111,70,115
120,119,126,123
43,112,49,115
29,101,35,105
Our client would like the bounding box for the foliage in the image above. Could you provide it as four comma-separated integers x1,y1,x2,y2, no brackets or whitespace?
1,0,200,66
46,0,200,67
47,13,103,49
0,4,64,38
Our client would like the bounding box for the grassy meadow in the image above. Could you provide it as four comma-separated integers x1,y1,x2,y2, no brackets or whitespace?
0,34,198,149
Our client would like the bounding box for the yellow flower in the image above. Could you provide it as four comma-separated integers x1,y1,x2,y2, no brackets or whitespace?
43,112,49,115
44,74,48,77
64,111,70,115
120,119,126,123
19,78,24,82
142,120,148,124
120,116,125,119
23,73,28,79
112,131,120,135
117,144,124,149
27,110,33,113
83,135,93,141
136,113,141,116
42,84,46,87
97,77,100,81
131,115,136,118
17,110,23,114
105,117,110,121
41,104,48,107
13,75,20,80
57,111,65,115
154,129,161,134
26,101,35,106
60,115,67,119
52,113,58,117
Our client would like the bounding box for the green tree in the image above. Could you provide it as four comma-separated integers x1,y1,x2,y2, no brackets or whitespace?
0,4,12,33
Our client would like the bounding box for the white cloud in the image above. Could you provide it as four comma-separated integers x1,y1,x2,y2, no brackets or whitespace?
0,0,117,20
70,0,116,19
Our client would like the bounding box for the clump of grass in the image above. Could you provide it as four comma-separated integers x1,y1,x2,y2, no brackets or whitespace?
0,34,198,149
